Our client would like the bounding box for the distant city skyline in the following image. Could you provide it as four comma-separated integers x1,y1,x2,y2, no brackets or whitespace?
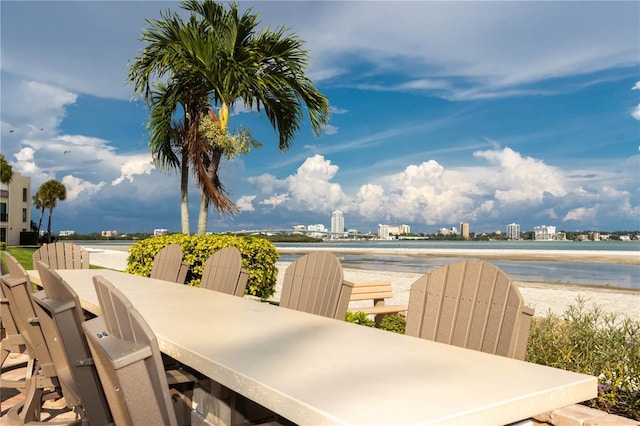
2,2,638,234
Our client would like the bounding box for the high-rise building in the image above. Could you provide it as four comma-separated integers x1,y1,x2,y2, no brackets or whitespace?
331,210,344,239
378,224,390,239
459,222,469,239
506,223,520,240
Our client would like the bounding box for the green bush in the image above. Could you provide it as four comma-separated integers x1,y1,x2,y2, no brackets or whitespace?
526,298,640,420
345,311,375,327
345,312,406,334
0,242,6,251
379,314,406,334
125,234,279,299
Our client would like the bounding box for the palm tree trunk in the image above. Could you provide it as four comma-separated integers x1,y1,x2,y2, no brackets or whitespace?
180,151,190,234
196,149,223,234
37,207,45,238
197,193,209,235
46,207,53,243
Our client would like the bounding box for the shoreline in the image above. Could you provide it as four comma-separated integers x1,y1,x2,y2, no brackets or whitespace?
84,246,639,318
277,246,640,265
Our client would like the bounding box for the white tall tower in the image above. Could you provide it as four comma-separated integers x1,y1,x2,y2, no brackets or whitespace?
331,210,344,239
506,223,520,240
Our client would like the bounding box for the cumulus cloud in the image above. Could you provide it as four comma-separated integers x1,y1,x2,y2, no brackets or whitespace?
260,193,289,208
61,175,105,201
632,82,640,90
240,146,638,231
632,105,640,120
473,146,567,204
112,157,155,185
236,195,256,212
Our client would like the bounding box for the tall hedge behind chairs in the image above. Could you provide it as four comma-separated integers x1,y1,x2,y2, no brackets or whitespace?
125,234,279,299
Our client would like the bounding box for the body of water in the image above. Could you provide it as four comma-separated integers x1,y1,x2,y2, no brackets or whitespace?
77,239,640,289
276,240,640,289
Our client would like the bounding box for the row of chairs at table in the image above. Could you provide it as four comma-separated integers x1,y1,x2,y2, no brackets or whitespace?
144,243,535,364
1,242,535,425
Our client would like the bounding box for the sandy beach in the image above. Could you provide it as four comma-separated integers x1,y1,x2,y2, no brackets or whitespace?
85,245,639,319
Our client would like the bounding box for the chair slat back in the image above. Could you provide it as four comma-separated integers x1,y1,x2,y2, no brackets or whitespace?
200,247,248,296
83,275,178,426
406,260,533,359
1,253,28,369
280,251,353,320
150,244,189,284
33,241,90,269
0,256,56,375
33,261,113,425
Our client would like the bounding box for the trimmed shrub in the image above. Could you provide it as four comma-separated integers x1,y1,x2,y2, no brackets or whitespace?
345,311,375,327
125,234,279,299
379,314,406,334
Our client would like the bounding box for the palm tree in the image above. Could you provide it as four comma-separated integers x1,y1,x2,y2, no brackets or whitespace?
129,0,329,234
32,192,46,239
36,180,67,243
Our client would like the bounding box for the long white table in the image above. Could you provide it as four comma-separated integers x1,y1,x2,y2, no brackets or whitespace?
29,269,597,425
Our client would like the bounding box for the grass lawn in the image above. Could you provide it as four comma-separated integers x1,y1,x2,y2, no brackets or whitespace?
2,247,103,271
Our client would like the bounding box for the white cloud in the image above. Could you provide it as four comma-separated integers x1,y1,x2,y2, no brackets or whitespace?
242,147,639,230
260,194,289,208
563,206,597,222
61,175,105,201
355,184,387,220
112,157,155,185
283,155,348,212
473,146,567,204
632,105,640,120
323,124,339,135
632,82,640,90
236,195,256,212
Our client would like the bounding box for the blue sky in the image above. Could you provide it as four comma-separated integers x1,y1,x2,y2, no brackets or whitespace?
1,1,639,235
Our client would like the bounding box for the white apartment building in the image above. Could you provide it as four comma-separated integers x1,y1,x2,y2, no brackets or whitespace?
506,223,520,240
307,224,327,239
534,225,556,241
331,210,344,239
438,227,458,236
154,228,169,236
378,224,390,240
0,171,31,246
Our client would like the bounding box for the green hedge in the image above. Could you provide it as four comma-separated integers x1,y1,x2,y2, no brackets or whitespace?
125,234,279,299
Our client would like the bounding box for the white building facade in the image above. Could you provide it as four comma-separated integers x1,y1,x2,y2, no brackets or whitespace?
534,225,556,241
506,223,520,240
0,171,31,246
330,210,344,239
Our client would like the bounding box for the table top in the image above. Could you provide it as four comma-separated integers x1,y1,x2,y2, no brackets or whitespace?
28,269,597,426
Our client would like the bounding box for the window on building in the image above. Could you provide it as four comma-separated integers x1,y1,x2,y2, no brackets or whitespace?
0,202,7,222
23,187,28,202
0,190,8,199
22,208,27,222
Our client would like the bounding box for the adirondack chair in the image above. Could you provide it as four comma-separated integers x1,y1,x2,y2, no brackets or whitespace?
150,243,190,284
32,241,90,270
405,260,535,360
200,247,249,297
0,256,80,425
1,252,29,389
280,251,354,320
83,275,179,426
32,261,113,425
